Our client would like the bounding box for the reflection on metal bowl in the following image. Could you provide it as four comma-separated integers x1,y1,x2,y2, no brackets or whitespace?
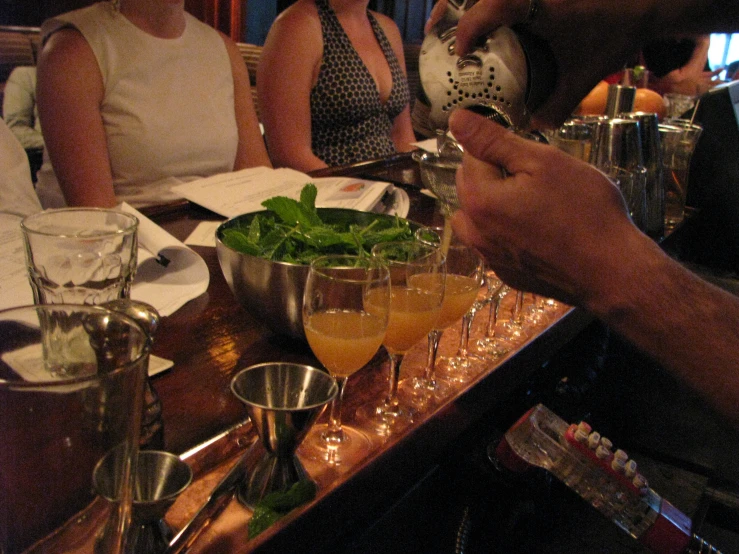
216,208,419,341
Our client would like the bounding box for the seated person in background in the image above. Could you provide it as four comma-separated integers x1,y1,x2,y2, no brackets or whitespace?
257,0,417,172
36,0,271,209
644,35,723,96
2,66,44,152
0,119,42,218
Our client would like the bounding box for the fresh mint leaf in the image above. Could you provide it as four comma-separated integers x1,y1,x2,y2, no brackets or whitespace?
247,480,317,539
262,184,321,228
299,183,318,211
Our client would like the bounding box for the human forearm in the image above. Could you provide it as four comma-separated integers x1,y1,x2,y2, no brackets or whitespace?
590,235,739,428
449,109,739,428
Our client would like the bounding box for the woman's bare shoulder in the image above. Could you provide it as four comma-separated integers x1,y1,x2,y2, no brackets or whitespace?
370,10,404,44
263,0,322,60
271,0,321,36
40,27,94,64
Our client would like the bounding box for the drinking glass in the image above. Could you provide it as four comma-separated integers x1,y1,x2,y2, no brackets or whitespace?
502,288,530,344
545,118,595,161
472,280,515,359
357,241,445,436
401,226,483,404
21,208,139,305
432,246,486,383
300,255,390,465
21,209,163,450
0,304,149,554
659,120,703,232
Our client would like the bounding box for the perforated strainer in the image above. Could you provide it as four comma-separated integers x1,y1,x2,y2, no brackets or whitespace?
418,0,556,131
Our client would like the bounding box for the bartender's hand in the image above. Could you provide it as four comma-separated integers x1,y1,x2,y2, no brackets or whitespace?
449,108,642,307
426,0,658,127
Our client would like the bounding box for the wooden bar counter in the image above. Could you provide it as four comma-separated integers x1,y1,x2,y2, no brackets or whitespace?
138,152,593,553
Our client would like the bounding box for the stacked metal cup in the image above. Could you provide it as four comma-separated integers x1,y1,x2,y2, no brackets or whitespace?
623,112,665,239
590,117,649,232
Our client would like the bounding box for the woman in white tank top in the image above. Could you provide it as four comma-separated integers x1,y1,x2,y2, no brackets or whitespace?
36,0,271,208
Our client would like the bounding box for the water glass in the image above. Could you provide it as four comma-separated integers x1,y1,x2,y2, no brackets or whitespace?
0,304,149,554
546,118,595,162
664,93,696,119
659,121,703,232
21,208,139,305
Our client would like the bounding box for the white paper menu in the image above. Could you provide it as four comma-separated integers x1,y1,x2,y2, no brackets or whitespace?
0,206,209,318
172,166,408,218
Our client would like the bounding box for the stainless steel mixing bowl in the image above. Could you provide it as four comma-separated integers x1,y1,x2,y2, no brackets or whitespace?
216,208,418,341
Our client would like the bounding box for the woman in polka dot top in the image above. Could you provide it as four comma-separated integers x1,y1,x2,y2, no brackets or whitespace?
258,0,417,171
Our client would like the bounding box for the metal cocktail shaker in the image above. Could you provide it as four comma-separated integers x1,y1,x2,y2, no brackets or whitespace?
418,0,556,130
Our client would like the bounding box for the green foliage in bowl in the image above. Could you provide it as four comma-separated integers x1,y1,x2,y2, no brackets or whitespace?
219,184,414,264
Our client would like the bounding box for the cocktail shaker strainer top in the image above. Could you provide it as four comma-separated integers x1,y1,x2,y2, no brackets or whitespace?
418,0,556,130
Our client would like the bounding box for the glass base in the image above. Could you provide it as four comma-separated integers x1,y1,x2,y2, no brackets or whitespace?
524,306,550,326
434,354,485,383
471,334,514,359
298,424,372,466
397,375,454,411
355,400,413,437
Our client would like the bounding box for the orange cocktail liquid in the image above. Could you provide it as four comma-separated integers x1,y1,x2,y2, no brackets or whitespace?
370,286,441,355
415,273,478,330
304,310,386,378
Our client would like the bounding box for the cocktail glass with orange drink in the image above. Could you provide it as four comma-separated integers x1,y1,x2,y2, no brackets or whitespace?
358,241,445,435
301,255,390,465
403,226,484,405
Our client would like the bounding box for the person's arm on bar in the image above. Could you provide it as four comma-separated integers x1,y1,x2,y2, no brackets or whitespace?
449,109,739,428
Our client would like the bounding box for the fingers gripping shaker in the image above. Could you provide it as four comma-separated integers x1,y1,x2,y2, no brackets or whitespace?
418,0,557,130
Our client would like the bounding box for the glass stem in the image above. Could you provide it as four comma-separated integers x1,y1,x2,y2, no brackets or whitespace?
486,294,502,338
456,309,475,358
325,376,348,440
423,329,442,383
384,353,403,410
511,290,525,325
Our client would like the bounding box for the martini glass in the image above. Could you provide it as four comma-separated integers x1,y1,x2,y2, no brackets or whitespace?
429,240,486,384
471,276,516,359
300,255,390,465
501,289,530,345
357,241,445,436
398,226,482,406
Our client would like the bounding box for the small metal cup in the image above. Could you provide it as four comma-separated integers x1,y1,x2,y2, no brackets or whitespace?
605,84,637,117
94,449,193,554
231,362,338,509
624,112,665,239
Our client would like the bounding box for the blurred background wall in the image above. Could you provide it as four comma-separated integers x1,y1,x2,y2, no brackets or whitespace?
0,0,432,45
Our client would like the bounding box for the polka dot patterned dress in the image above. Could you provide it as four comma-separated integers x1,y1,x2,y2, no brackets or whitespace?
310,0,410,166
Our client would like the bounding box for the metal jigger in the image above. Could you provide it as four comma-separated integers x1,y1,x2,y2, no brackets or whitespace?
104,299,165,449
94,449,193,554
230,362,338,509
